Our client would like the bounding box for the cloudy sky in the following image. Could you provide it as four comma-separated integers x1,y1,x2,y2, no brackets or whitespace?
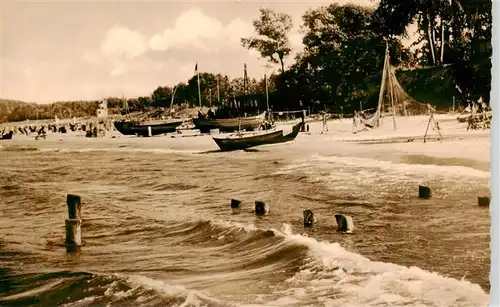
2,0,393,103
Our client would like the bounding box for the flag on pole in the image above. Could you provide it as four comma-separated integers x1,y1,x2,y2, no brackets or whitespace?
194,63,198,73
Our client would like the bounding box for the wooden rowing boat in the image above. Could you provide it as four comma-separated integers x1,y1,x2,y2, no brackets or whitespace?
212,122,303,152
193,112,266,133
113,119,184,137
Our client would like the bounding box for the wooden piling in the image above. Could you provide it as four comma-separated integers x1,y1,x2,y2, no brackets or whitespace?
478,196,490,207
148,126,152,137
65,194,82,252
303,209,314,227
231,199,242,214
335,214,354,233
255,201,269,216
67,194,81,219
418,185,432,199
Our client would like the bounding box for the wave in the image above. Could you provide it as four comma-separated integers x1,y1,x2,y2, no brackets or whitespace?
281,154,490,180
0,271,228,307
0,220,489,307
199,221,488,306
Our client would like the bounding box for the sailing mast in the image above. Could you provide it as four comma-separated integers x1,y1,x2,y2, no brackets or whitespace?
195,62,201,108
387,61,397,130
375,41,389,128
216,76,220,104
122,94,129,117
263,63,271,123
234,91,242,136
265,72,270,122
169,86,178,119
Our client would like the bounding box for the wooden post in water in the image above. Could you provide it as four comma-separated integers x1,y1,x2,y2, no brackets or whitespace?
418,185,432,199
231,199,242,214
65,194,82,252
303,209,314,227
335,214,354,233
148,126,152,137
255,201,269,216
478,196,490,207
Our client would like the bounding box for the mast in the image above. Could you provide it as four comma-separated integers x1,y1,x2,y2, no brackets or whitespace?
243,63,248,96
195,62,201,108
375,41,389,127
234,91,241,136
265,73,270,121
169,86,178,119
264,63,271,122
243,63,248,113
387,65,397,130
216,76,220,104
122,94,129,116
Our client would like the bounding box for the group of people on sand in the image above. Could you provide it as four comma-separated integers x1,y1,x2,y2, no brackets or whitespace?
0,119,116,140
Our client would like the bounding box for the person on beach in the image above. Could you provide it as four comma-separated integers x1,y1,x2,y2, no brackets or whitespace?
322,112,329,133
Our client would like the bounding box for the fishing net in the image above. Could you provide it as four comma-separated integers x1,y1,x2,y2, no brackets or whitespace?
356,50,433,130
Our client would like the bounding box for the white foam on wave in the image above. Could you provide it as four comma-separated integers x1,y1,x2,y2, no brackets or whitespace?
279,153,490,183
209,220,259,233
104,274,225,306
191,219,489,306
202,220,489,306
265,223,489,307
61,296,97,307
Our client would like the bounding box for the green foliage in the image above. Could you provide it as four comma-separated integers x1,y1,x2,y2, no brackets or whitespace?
375,0,491,100
273,3,412,113
241,8,293,72
0,99,100,123
395,66,459,110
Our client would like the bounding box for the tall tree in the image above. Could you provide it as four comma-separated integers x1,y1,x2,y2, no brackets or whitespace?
151,86,174,107
374,0,491,102
241,8,293,73
295,3,411,112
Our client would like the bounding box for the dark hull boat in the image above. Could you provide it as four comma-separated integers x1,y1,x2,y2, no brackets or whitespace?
113,119,184,137
0,131,13,140
193,112,266,133
212,122,303,152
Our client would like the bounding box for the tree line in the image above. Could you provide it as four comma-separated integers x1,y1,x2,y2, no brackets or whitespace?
0,1,491,123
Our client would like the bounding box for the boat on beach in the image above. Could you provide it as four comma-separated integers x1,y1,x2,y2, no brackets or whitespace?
113,119,184,137
212,122,303,152
193,111,266,133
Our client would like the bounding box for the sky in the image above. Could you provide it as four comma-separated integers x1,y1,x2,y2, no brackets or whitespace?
1,0,415,103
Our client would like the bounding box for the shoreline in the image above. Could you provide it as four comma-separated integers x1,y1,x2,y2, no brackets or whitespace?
1,113,491,164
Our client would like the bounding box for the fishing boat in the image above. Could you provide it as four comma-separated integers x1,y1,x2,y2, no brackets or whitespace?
114,92,184,137
212,122,303,152
193,111,266,133
113,119,184,137
192,63,268,133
